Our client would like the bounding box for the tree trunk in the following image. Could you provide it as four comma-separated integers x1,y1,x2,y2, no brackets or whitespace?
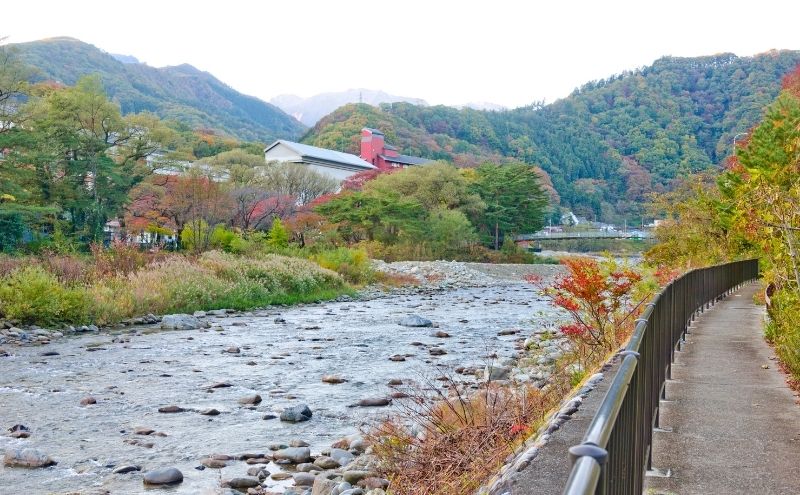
494,222,499,250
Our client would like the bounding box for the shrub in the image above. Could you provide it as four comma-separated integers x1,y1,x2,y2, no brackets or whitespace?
768,290,800,376
91,241,152,277
310,247,374,285
267,217,290,248
42,255,92,285
0,265,90,325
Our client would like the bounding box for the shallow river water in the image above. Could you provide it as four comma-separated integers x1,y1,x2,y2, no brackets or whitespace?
0,284,557,494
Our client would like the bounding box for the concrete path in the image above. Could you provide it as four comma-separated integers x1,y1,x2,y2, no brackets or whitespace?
646,284,800,495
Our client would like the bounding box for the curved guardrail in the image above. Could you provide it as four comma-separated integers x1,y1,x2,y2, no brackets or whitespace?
562,259,759,495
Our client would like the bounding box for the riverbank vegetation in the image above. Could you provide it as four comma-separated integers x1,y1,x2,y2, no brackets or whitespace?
0,247,350,326
646,65,800,382
369,256,652,494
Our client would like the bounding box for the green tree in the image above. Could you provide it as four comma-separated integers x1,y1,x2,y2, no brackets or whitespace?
267,217,289,248
470,163,549,249
314,191,425,244
363,161,485,219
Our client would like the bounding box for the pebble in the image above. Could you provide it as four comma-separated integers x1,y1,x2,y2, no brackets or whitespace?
322,374,347,384
3,448,56,468
273,447,311,464
80,396,97,405
357,397,391,407
112,465,141,474
200,408,221,416
226,477,260,489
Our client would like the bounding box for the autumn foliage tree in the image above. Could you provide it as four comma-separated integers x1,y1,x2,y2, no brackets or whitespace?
530,257,646,366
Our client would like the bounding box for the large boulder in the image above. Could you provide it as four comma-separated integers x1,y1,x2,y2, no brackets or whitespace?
143,467,183,485
398,315,433,327
161,314,202,330
3,448,56,468
280,403,313,422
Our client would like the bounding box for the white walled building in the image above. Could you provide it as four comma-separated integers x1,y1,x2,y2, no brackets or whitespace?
263,140,376,182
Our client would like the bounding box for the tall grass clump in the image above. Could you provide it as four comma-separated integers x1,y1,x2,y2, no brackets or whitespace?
0,265,90,325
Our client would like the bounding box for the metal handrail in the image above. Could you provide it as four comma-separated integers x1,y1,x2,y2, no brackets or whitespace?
562,259,759,495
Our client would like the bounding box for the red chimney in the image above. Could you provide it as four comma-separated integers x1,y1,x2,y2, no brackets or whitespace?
360,128,386,168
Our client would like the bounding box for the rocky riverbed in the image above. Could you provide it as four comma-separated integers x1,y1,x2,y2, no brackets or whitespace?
0,263,567,494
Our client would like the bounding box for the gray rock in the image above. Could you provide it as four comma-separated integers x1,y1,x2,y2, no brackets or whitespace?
312,476,339,495
297,462,322,472
200,408,220,416
313,455,340,469
227,477,260,488
161,314,201,330
3,448,56,468
289,439,310,447
484,364,511,381
193,310,207,317
142,467,183,485
328,448,354,467
398,315,433,327
273,447,312,464
294,471,317,486
281,404,313,422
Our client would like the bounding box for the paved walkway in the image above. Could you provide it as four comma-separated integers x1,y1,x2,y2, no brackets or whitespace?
646,284,800,495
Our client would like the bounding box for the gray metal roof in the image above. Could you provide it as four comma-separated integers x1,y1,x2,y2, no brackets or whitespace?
381,154,432,166
265,140,376,170
362,127,385,136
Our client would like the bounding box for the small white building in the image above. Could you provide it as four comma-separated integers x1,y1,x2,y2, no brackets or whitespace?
263,140,376,182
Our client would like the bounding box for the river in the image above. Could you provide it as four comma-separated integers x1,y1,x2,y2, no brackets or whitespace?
0,282,559,494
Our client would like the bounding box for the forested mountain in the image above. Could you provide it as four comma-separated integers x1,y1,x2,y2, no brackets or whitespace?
12,37,306,143
303,51,800,222
271,89,428,126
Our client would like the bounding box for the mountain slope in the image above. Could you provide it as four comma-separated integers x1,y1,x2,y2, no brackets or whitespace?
304,51,800,221
13,37,306,143
271,88,427,126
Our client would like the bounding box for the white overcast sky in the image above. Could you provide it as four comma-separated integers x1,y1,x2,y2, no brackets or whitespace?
4,0,799,109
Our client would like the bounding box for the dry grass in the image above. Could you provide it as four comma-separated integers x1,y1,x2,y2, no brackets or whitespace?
367,367,572,495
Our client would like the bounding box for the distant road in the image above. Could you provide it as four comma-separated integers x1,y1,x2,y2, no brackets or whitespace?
516,231,653,241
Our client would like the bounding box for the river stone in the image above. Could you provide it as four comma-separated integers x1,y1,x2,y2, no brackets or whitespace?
398,315,433,327
312,476,339,495
112,464,141,474
271,471,293,480
289,439,310,447
484,364,511,381
273,447,312,464
313,456,339,469
357,397,391,407
388,355,406,362
322,374,347,384
3,448,56,468
296,462,321,472
294,471,317,486
328,448,354,467
201,457,227,468
238,394,262,405
158,405,186,413
80,396,97,405
342,470,374,484
227,477,260,488
200,408,220,416
143,467,183,485
161,314,201,330
280,404,312,422
428,348,447,356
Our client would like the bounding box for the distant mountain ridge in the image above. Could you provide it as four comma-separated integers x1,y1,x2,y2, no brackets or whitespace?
303,50,800,222
13,37,306,143
271,89,428,126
